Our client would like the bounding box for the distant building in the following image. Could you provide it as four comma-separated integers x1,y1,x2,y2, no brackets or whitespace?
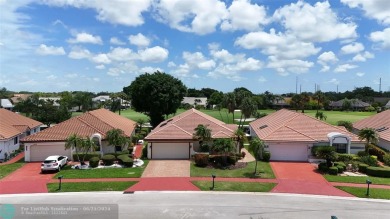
385,100,390,109
272,97,291,109
92,95,130,109
182,97,208,107
329,99,371,111
39,97,61,107
10,94,32,104
1,99,14,110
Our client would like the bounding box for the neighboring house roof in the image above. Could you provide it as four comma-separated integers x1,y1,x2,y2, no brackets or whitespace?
145,108,237,141
272,97,291,106
21,108,136,142
1,99,14,108
11,94,32,104
0,108,42,140
353,110,390,143
385,100,390,109
249,109,360,143
92,95,110,102
329,99,370,108
182,97,208,106
39,97,61,107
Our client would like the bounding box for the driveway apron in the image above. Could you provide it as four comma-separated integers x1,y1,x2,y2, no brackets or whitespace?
270,162,354,197
126,160,199,192
0,163,55,194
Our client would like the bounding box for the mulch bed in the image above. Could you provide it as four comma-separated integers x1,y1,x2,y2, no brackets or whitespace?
205,162,248,170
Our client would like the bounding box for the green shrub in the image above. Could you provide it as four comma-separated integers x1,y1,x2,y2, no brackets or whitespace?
142,145,148,159
117,154,130,163
358,164,369,173
102,154,116,166
122,157,134,167
194,153,209,167
336,154,354,163
200,144,210,152
357,151,368,157
334,162,346,171
360,155,378,167
89,157,100,168
383,154,390,166
336,165,345,173
367,144,387,161
328,167,338,175
366,167,390,178
318,162,329,172
336,120,353,131
72,153,100,162
262,152,271,162
227,155,238,165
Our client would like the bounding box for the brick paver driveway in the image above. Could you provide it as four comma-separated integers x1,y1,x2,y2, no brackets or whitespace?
0,162,57,194
270,162,354,197
141,160,190,177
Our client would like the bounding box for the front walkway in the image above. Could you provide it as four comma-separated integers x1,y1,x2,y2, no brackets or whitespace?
0,152,24,165
270,162,354,197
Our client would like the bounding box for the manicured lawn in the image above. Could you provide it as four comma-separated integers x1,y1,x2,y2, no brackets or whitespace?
0,158,25,179
53,160,149,179
192,181,276,192
324,175,390,185
190,161,275,178
336,186,390,200
47,181,137,192
303,110,375,125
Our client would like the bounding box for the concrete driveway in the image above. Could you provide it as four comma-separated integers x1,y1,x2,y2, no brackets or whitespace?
0,163,56,194
270,162,354,197
141,160,190,177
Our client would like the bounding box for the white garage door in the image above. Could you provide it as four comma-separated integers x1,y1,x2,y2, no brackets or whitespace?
269,144,308,161
152,143,190,159
30,144,72,162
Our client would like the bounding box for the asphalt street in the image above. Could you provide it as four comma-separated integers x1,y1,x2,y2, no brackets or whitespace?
1,191,389,219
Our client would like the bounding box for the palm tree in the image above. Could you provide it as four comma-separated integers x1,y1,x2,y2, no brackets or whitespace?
64,134,94,165
238,97,257,128
106,129,129,153
248,138,265,175
315,111,327,121
234,128,247,152
313,91,325,113
193,124,212,151
358,128,379,152
136,118,146,134
223,92,236,123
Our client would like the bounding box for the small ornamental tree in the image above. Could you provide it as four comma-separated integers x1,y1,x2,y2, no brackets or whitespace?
211,138,235,166
65,134,95,165
315,146,338,167
106,129,129,153
248,138,265,175
193,124,212,152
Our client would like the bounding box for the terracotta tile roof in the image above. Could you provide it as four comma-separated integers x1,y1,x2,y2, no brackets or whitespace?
21,109,136,142
249,109,360,143
145,108,237,141
353,110,390,142
0,109,42,140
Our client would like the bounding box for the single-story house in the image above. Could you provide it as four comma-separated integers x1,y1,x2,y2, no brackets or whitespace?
92,95,130,109
329,99,371,111
353,110,390,151
249,109,364,161
182,97,208,107
11,94,32,104
21,109,136,162
145,108,237,159
39,97,61,107
0,109,42,161
1,99,14,110
272,97,291,109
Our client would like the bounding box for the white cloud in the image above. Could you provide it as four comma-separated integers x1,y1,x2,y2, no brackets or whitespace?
341,0,390,24
328,78,340,85
235,29,321,59
68,47,91,59
369,28,390,49
317,51,338,66
235,58,262,71
107,62,138,76
91,53,111,64
68,32,103,44
208,64,245,81
139,66,163,74
183,52,216,70
221,0,269,31
107,47,138,62
210,48,244,63
341,42,364,54
139,46,169,62
334,64,358,72
352,51,374,62
46,74,57,80
41,0,151,26
96,65,105,70
267,56,314,75
154,0,227,35
273,1,357,42
356,72,365,77
167,61,176,67
65,73,78,78
36,44,65,55
320,65,330,72
129,33,150,47
110,37,126,45
258,76,267,83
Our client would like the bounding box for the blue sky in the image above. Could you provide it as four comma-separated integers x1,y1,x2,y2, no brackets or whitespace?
0,0,389,94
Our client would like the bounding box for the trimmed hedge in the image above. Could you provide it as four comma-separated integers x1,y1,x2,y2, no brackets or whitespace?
194,153,209,167
336,165,344,173
360,155,378,167
328,167,338,175
263,152,271,162
357,151,368,157
367,144,387,161
384,154,390,166
336,154,354,162
366,167,390,178
102,154,116,166
89,157,100,168
334,162,346,172
318,162,329,172
358,164,369,173
72,153,100,162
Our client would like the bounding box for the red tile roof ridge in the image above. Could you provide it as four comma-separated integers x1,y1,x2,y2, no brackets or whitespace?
147,123,193,139
282,125,317,141
212,130,233,138
76,111,112,136
190,108,235,132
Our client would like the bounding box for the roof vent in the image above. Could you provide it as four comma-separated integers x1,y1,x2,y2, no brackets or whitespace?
259,125,268,129
167,119,173,123
159,122,167,127
376,127,389,132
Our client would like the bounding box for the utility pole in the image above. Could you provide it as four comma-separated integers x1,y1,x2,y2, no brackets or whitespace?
296,76,298,94
300,84,302,94
379,77,382,92
337,85,338,93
